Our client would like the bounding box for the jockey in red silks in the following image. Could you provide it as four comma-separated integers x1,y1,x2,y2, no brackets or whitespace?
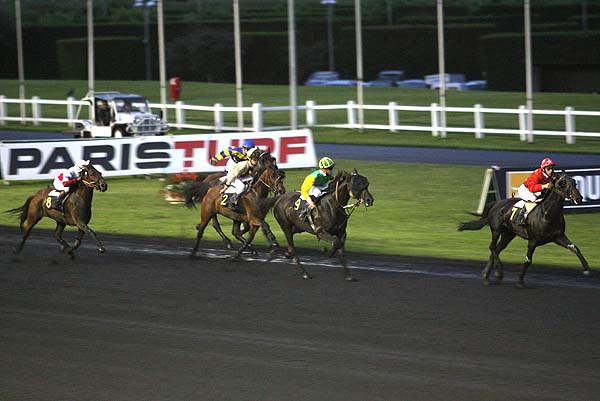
514,157,558,225
52,160,89,209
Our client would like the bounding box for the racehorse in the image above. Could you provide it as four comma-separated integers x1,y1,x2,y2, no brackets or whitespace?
184,159,286,259
198,151,282,252
273,169,374,280
458,173,590,287
6,163,108,258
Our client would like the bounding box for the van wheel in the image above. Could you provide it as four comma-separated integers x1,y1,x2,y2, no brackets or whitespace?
113,128,125,138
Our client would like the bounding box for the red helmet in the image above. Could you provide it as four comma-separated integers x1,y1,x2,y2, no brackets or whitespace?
540,157,555,169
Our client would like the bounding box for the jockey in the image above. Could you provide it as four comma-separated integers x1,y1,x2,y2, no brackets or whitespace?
52,160,89,210
219,147,262,209
514,157,558,225
298,156,335,221
210,139,255,172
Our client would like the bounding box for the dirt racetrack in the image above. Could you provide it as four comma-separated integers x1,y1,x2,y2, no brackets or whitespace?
1,225,599,400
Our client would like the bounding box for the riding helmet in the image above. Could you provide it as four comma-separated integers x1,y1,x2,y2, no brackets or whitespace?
318,156,335,170
249,147,262,159
75,160,90,173
540,157,555,169
242,139,255,149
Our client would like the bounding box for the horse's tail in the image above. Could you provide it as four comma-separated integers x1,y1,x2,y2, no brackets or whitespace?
457,202,493,231
5,195,34,230
183,181,212,209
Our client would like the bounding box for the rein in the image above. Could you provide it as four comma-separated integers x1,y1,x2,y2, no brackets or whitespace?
332,178,364,217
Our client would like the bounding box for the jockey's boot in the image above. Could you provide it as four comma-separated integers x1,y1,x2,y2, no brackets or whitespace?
514,207,528,226
53,191,66,211
298,200,311,221
228,193,241,210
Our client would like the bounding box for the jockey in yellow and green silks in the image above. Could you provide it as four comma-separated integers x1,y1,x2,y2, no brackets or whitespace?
298,156,335,220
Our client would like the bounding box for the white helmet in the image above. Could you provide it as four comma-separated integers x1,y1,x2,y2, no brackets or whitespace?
248,147,262,160
75,160,89,173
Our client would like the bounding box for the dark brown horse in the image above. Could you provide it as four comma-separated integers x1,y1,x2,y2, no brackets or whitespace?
458,173,590,287
6,163,108,258
273,169,374,280
198,151,282,252
184,160,286,259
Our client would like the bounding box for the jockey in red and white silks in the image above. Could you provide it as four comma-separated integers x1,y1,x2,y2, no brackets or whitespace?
517,157,558,202
53,160,89,193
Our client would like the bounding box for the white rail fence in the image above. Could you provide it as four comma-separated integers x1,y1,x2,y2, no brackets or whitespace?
1,95,599,144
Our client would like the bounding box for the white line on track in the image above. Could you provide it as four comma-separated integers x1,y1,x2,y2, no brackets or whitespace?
5,236,599,290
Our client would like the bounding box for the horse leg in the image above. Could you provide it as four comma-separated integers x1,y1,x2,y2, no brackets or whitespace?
211,216,233,249
191,216,212,259
517,242,537,288
70,228,86,252
74,222,105,253
482,231,501,285
493,232,516,283
334,235,355,282
233,223,260,260
14,214,43,255
554,235,591,276
231,221,257,256
259,221,281,259
281,226,310,279
54,223,72,254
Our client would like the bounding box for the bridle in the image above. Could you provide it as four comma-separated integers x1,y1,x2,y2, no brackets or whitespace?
333,174,366,217
547,174,575,200
80,167,103,189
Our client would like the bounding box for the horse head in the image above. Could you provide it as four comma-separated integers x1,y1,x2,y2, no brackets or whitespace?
256,163,286,195
552,173,581,204
348,169,374,207
81,163,108,192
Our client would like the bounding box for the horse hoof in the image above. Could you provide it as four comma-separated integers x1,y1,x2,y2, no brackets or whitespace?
583,270,591,276
483,278,491,286
515,281,526,289
345,276,358,282
251,249,259,257
301,272,311,280
226,243,233,250
98,247,106,253
494,272,504,281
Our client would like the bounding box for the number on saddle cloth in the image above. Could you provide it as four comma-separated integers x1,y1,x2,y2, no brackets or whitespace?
45,190,62,210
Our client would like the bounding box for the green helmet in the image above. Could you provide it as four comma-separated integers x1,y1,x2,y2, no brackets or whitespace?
318,157,335,170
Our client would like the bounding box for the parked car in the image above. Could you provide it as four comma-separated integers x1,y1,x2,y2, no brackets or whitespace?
324,79,357,87
73,92,169,138
304,71,340,86
424,73,466,88
364,70,405,87
396,79,428,89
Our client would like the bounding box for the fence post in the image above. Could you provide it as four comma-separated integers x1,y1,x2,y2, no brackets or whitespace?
388,101,398,132
175,101,185,130
474,103,485,139
0,95,6,126
565,106,576,145
347,100,357,127
306,100,317,126
430,103,439,137
252,103,263,132
518,105,528,141
32,96,41,126
66,96,76,127
214,103,223,132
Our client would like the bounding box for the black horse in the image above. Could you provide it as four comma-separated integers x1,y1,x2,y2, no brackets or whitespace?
6,163,108,258
273,169,374,280
458,173,590,287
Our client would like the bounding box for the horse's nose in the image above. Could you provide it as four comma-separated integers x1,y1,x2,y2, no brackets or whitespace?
363,192,374,207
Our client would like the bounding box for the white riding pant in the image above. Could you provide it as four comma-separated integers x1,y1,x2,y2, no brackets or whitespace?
300,185,327,201
224,176,253,195
517,184,539,202
53,177,72,193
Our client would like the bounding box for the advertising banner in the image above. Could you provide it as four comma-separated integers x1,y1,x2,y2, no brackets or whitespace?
0,129,317,181
478,165,600,213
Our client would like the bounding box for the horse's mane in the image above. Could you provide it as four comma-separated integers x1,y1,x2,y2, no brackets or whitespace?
325,170,351,193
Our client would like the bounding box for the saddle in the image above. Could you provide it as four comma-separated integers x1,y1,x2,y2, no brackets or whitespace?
45,190,63,211
510,199,540,225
